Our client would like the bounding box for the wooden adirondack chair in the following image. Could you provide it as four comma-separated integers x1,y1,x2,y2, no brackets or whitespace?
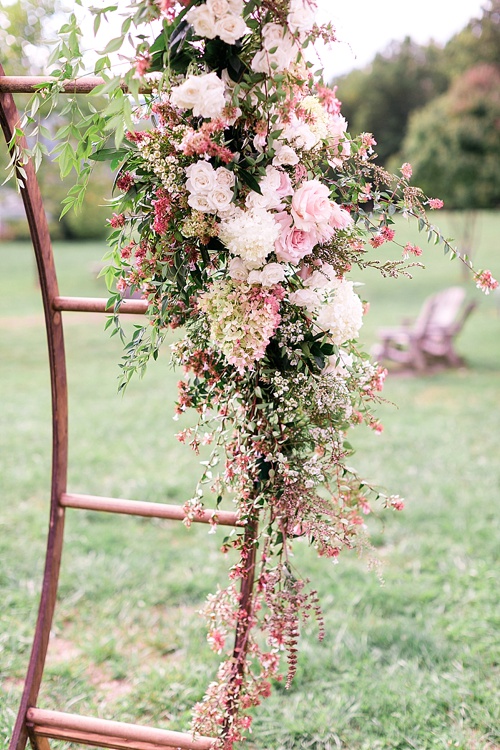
373,286,476,371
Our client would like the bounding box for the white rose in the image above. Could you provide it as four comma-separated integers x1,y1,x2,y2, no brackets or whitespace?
194,72,226,119
289,288,321,312
247,269,263,285
186,5,218,39
272,143,299,166
185,161,215,194
261,23,293,51
206,0,230,17
226,0,244,12
170,75,202,111
245,190,271,211
228,256,249,281
304,263,336,289
215,167,235,188
215,14,249,44
260,262,286,286
287,0,318,34
187,193,215,213
210,186,234,213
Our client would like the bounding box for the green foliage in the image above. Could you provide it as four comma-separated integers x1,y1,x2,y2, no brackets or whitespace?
401,64,500,209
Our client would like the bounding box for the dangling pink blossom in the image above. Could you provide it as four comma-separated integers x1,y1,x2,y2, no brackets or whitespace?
428,198,444,209
475,269,499,294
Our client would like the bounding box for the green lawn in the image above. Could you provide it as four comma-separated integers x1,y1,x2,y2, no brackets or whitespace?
0,212,499,750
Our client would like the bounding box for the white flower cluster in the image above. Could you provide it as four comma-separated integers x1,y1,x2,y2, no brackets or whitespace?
228,258,286,287
251,23,297,74
185,161,235,215
186,0,248,45
170,72,226,120
289,264,364,345
219,208,280,268
287,0,318,34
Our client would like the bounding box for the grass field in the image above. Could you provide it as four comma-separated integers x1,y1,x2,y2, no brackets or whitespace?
1,212,499,750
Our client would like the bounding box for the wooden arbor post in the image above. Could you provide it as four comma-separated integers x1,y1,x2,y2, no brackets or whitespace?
0,69,258,750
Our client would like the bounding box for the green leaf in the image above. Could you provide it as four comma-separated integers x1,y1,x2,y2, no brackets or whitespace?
237,169,262,194
98,36,125,55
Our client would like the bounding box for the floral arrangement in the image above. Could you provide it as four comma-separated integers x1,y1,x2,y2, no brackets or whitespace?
11,0,498,747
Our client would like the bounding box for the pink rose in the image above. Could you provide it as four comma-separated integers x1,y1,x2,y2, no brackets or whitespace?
274,211,318,264
276,169,293,198
291,179,332,235
330,202,353,230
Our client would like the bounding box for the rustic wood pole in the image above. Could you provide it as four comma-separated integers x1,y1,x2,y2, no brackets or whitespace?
0,64,69,750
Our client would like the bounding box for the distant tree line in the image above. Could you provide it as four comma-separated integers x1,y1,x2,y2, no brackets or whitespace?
336,0,500,209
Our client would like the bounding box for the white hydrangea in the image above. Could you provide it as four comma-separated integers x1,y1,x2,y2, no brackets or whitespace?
219,209,280,268
315,278,363,345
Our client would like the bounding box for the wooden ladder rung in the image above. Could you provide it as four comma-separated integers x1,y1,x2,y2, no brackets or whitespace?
52,296,148,314
60,492,242,527
26,708,216,750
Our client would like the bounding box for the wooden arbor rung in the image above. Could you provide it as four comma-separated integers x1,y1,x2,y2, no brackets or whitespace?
53,296,149,314
26,709,217,750
61,492,243,527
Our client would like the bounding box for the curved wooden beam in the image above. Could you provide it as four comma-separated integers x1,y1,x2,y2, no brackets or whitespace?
0,64,69,750
0,76,107,93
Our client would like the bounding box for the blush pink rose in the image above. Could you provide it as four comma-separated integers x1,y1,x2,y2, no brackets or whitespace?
291,179,332,235
330,202,353,230
274,211,318,264
276,169,294,198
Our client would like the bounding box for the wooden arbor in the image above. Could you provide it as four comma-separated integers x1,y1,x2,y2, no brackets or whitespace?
0,69,256,750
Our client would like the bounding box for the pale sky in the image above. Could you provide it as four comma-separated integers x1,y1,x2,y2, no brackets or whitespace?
315,0,486,80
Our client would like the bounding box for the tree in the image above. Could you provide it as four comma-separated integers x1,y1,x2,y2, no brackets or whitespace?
400,64,500,210
336,37,448,164
0,0,110,240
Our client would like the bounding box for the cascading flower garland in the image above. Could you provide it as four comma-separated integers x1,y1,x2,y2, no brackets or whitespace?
12,0,498,746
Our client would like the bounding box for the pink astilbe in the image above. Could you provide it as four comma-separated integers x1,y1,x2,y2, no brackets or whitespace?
116,171,135,192
152,189,172,234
